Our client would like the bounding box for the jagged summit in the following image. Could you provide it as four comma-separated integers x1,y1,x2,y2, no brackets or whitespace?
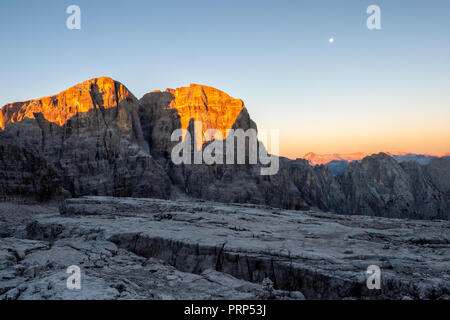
0,77,134,130
148,83,247,139
302,152,368,165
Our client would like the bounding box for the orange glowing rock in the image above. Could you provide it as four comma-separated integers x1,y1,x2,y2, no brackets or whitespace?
165,84,245,139
0,77,134,130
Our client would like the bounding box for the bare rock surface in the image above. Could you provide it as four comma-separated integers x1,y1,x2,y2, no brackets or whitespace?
0,200,303,300
2,197,448,300
426,158,450,204
0,77,172,200
337,153,449,220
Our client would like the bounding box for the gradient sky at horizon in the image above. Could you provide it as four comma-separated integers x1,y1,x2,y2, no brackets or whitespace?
1,0,449,158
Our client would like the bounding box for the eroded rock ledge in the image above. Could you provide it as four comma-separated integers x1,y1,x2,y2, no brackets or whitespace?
2,196,447,300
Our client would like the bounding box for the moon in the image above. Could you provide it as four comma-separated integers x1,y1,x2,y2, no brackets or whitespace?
329,38,334,43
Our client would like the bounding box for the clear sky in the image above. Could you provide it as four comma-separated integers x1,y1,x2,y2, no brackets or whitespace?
1,0,449,158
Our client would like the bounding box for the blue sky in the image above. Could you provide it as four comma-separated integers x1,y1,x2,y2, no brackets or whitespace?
1,0,449,156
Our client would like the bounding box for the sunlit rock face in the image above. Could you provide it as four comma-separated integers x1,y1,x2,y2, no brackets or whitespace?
167,84,246,139
0,77,171,199
0,144,62,201
302,152,369,166
0,77,133,130
139,84,256,158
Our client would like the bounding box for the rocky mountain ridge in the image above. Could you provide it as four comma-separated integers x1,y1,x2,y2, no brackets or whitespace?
0,77,449,220
0,77,171,200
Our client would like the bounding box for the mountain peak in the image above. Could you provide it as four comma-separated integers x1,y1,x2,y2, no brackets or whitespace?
0,77,134,130
152,84,247,139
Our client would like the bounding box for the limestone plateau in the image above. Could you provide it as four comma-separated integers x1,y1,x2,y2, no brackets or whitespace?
1,77,449,220
0,197,448,299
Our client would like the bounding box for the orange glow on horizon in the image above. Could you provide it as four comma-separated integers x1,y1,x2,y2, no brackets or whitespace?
278,135,450,161
270,110,450,160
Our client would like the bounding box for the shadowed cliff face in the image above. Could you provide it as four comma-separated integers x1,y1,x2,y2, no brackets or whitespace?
0,77,171,199
426,158,450,210
0,144,62,201
138,85,290,208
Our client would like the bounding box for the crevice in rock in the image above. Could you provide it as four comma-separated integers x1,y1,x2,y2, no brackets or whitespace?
107,233,384,299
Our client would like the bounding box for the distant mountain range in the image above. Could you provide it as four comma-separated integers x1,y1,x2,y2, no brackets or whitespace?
302,151,450,165
302,152,369,165
301,152,450,175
